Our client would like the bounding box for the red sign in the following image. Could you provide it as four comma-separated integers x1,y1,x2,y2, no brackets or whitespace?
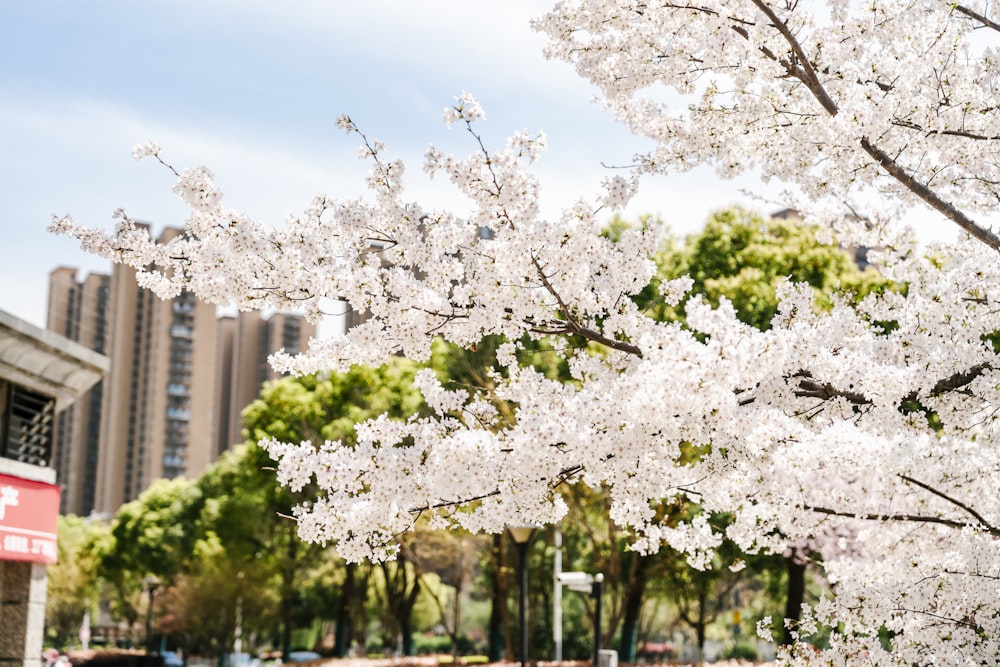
0,473,60,563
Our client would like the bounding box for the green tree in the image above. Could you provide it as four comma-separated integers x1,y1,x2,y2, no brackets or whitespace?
194,443,316,657
94,477,203,643
232,357,428,657
46,515,108,648
408,529,484,658
642,207,885,326
156,535,278,655
642,207,890,649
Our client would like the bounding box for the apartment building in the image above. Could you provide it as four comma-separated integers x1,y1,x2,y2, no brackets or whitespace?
47,229,315,516
215,310,313,457
46,268,110,516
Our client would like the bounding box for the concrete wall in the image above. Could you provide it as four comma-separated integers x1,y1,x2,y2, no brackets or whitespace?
0,460,56,667
0,560,48,667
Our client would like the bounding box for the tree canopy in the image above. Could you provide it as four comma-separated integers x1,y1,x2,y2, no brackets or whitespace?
54,2,1000,663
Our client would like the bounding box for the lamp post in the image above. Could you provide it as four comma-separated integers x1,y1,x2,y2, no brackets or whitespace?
557,571,606,667
592,574,604,667
508,525,538,667
143,576,161,653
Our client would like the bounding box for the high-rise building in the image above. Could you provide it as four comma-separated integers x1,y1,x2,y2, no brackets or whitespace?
46,268,111,515
215,310,314,456
93,260,221,513
47,228,316,516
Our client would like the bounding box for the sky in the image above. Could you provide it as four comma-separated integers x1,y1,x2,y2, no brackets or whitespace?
0,1,956,332
0,0,783,331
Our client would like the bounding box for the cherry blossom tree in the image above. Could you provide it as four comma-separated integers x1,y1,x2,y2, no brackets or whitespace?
52,1,1000,664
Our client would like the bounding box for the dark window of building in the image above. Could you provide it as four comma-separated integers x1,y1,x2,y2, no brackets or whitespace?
1,381,55,467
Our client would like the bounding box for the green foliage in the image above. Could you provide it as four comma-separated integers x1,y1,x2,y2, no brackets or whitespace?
241,357,427,446
93,477,203,632
640,207,888,329
46,515,108,647
413,633,476,655
722,642,759,660
158,542,278,655
103,477,203,581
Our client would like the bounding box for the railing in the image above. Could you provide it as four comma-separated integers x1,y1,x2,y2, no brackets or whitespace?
2,383,55,467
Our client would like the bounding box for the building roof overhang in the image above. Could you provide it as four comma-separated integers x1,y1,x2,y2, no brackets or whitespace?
0,309,110,410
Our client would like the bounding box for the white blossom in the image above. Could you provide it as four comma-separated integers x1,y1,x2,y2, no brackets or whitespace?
50,2,1000,662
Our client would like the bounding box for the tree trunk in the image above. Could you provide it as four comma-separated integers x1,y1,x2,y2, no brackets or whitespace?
280,538,298,659
451,578,462,659
334,562,357,657
782,554,806,646
400,574,421,656
487,534,507,662
695,589,707,662
354,566,369,653
618,554,650,663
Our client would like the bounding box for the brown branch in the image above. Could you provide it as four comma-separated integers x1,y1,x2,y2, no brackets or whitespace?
921,362,992,398
791,371,869,405
804,504,974,531
860,137,1000,251
409,489,502,514
892,606,986,634
954,3,1000,32
787,362,993,407
898,474,1000,537
530,254,643,357
893,118,1000,142
749,0,839,116
406,463,587,515
729,2,1000,252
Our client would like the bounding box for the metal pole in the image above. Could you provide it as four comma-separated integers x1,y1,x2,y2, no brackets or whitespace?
554,530,562,662
592,574,604,667
145,585,157,653
518,541,529,667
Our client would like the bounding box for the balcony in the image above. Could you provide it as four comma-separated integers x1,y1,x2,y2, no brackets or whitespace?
165,407,190,421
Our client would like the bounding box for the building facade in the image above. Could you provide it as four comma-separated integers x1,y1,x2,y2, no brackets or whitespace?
215,311,313,457
0,308,108,667
47,230,316,516
46,268,110,515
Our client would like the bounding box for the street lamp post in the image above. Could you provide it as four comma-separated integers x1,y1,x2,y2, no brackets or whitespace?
143,576,161,654
592,574,604,667
508,525,538,667
557,571,606,667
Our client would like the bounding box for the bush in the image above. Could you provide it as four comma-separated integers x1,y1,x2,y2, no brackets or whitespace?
413,635,452,655
413,634,478,656
721,642,758,661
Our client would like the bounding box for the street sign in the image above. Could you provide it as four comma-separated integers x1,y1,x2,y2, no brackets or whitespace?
0,473,60,564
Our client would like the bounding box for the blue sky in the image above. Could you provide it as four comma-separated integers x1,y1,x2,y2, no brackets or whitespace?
0,1,948,331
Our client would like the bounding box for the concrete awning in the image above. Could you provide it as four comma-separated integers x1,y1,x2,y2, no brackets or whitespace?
0,310,109,410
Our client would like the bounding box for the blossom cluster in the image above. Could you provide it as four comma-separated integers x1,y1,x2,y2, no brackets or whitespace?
51,1,1000,662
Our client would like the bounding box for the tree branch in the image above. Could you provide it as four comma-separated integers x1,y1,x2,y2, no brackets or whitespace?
954,3,1000,33
787,362,994,408
733,2,1000,252
892,118,1000,142
920,362,993,398
791,371,869,405
859,138,1000,251
898,474,1000,537
748,0,839,116
530,254,643,357
804,504,978,532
